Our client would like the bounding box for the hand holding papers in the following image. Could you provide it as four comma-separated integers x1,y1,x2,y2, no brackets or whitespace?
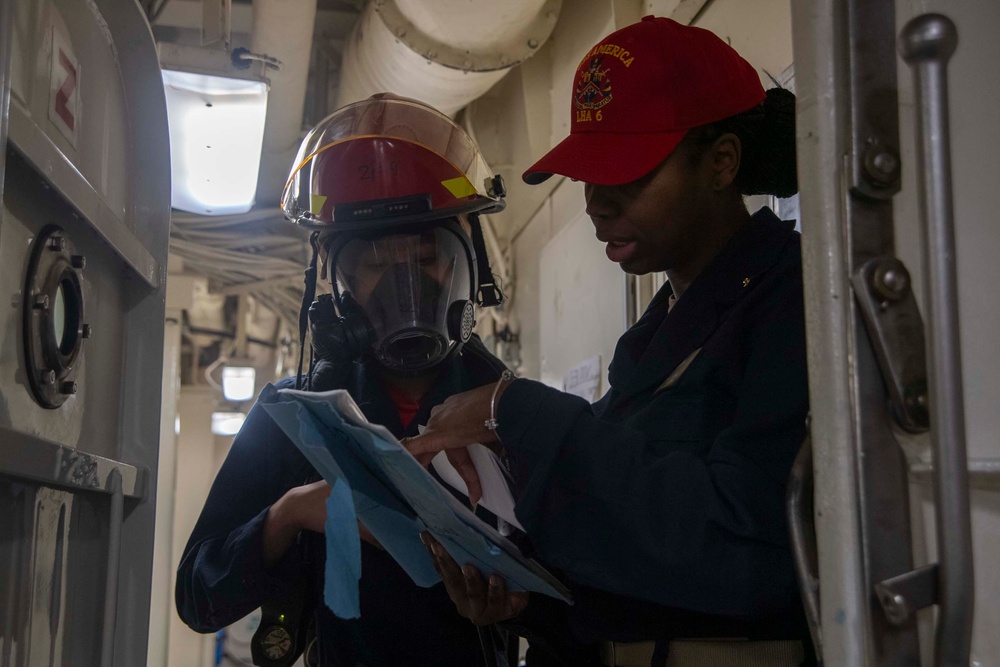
257,384,570,620
427,436,524,532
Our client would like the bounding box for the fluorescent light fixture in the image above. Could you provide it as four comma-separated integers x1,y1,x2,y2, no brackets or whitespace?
162,69,268,215
222,366,256,402
211,411,247,436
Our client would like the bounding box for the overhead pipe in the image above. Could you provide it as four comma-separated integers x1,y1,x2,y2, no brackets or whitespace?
336,0,562,116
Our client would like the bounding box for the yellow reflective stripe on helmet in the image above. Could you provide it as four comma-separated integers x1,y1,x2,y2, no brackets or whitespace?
310,194,328,215
441,176,477,199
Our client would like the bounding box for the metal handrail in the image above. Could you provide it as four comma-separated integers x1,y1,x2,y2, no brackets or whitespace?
910,458,1000,492
899,14,975,666
0,426,144,498
787,436,823,662
100,469,124,667
0,0,13,198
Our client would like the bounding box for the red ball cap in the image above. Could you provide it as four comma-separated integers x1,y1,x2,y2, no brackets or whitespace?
523,16,765,186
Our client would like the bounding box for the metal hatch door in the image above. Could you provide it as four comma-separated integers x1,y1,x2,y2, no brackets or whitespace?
0,0,170,665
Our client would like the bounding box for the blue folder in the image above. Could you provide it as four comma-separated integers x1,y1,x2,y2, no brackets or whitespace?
257,384,572,619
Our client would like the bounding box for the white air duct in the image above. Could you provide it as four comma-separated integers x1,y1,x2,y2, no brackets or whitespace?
251,0,318,206
337,0,562,116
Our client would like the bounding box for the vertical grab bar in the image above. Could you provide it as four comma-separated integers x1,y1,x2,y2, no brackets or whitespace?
0,0,14,191
101,469,124,667
898,15,975,667
787,436,822,661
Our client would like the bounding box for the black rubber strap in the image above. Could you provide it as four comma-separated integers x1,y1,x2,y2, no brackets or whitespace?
296,233,320,390
469,213,503,307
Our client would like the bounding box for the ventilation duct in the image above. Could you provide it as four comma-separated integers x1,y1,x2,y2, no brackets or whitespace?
337,0,562,116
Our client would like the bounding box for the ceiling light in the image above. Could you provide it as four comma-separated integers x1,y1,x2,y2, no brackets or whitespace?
211,411,247,436
162,69,268,215
222,366,256,402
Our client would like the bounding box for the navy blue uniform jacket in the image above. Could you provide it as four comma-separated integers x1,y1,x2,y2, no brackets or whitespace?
497,209,809,643
176,337,509,666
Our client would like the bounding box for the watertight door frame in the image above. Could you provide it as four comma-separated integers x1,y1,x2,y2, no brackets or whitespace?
791,0,924,663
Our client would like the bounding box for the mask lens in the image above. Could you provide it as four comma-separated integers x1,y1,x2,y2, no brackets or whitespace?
331,226,472,370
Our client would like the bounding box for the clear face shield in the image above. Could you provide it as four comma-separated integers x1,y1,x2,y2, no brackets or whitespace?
327,224,475,372
282,96,503,230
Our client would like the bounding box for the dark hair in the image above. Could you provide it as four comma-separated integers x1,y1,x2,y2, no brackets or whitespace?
684,88,797,198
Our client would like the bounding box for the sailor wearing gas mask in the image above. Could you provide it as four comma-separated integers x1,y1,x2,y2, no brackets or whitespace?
175,95,569,667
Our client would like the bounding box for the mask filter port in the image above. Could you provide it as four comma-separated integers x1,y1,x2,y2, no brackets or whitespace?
447,300,475,343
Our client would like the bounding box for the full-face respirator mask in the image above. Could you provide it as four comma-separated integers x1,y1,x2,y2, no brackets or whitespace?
310,221,479,374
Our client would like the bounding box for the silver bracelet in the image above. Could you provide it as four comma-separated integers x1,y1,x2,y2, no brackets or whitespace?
484,370,515,431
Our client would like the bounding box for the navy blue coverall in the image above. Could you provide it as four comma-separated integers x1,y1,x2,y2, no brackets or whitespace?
496,209,811,651
176,337,512,667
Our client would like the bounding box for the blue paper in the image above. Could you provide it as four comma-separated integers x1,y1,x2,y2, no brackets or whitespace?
325,479,360,618
258,384,571,619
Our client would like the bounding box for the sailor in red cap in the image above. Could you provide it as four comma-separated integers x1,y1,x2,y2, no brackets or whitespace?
407,16,811,667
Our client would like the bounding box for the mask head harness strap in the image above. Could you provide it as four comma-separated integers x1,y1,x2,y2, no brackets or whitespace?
470,175,507,308
296,232,321,390
468,212,503,308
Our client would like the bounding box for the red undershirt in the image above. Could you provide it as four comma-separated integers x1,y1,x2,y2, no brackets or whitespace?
383,382,423,430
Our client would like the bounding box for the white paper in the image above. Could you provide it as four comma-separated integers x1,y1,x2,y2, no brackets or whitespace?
429,443,523,531
563,354,602,402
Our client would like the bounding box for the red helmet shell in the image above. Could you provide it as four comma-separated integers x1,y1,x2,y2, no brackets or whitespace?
309,136,478,222
282,95,501,231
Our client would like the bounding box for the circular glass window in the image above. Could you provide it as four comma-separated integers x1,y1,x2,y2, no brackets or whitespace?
54,277,81,355
53,283,67,349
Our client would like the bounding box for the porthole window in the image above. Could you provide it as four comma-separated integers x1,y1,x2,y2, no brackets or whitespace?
22,226,89,409
52,274,82,357
53,283,67,348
